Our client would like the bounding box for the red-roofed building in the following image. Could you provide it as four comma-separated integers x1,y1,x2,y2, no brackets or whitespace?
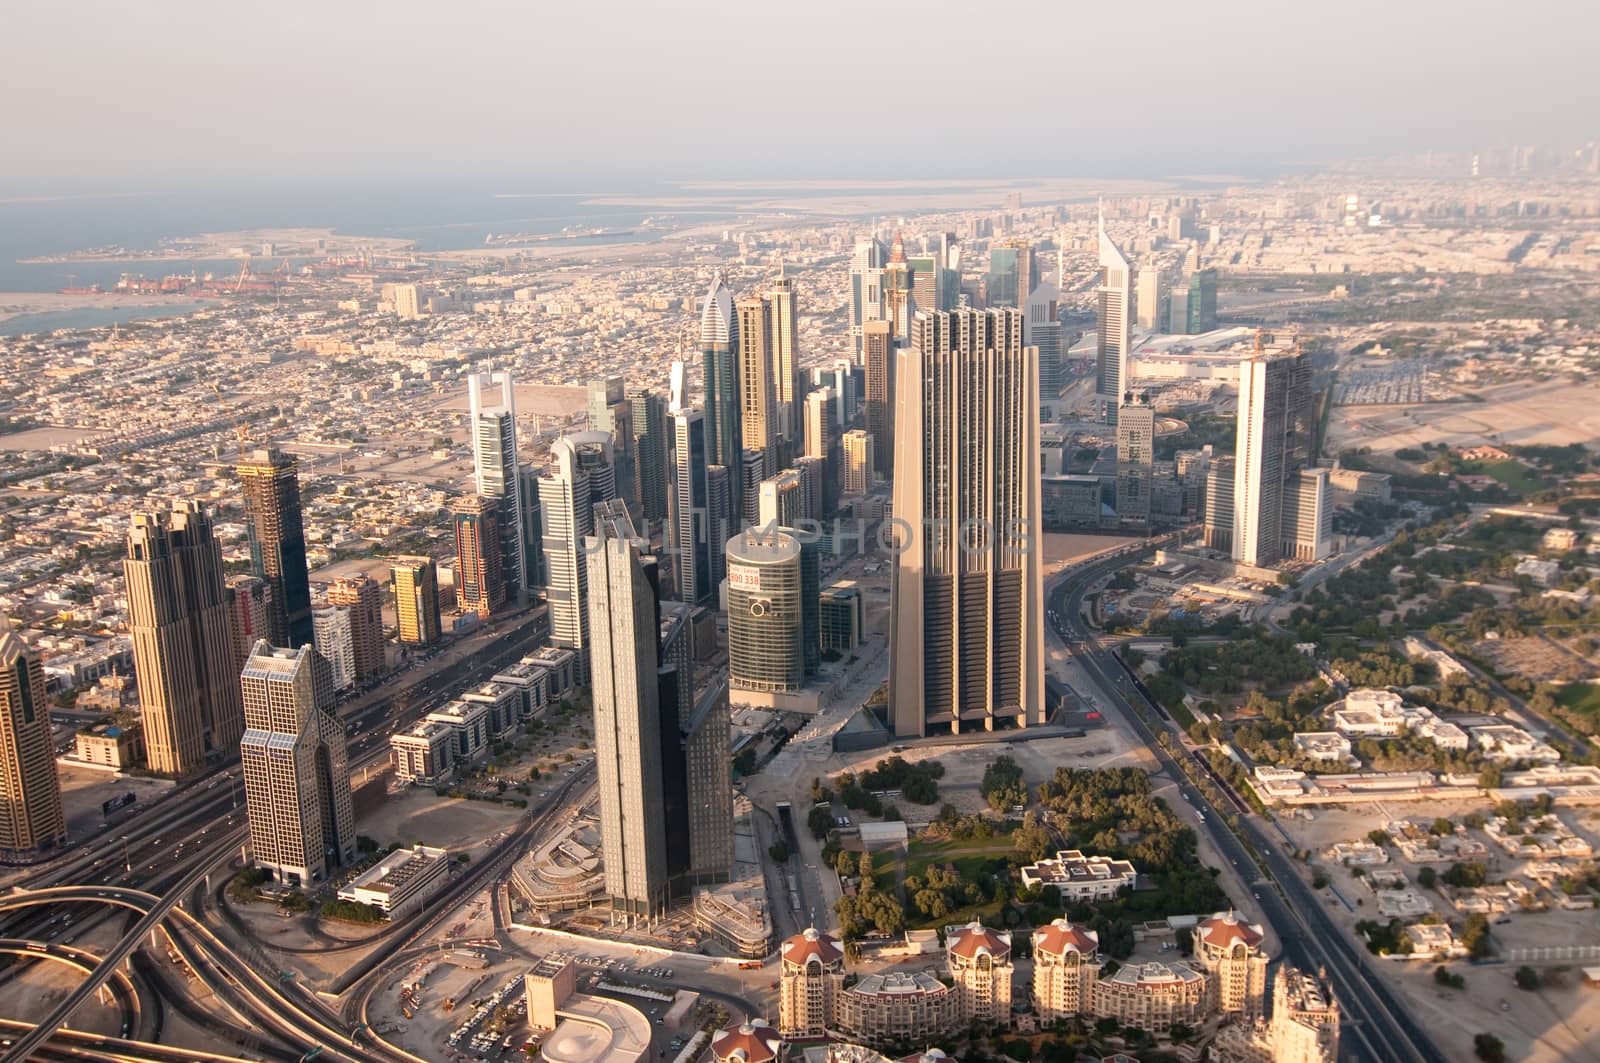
710,1021,782,1063
1194,911,1268,1018
779,928,844,1039
1032,919,1102,1021
945,921,1013,1024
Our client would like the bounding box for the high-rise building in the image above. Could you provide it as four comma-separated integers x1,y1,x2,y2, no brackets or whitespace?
238,641,355,887
861,319,897,481
673,409,722,606
848,237,887,360
884,233,916,343
655,592,733,888
1233,349,1316,567
224,574,272,675
1031,920,1102,1023
1203,457,1236,554
736,295,778,475
588,377,638,510
889,308,1044,738
740,448,767,528
758,470,807,530
986,239,1036,309
237,448,313,648
326,574,384,684
630,387,671,523
765,276,802,448
842,430,874,496
1136,263,1168,331
946,922,1014,1026
907,233,960,314
124,503,243,775
469,371,526,602
1269,967,1341,1063
1095,226,1134,415
390,556,441,647
1024,281,1063,404
1115,394,1155,528
803,387,838,512
538,433,617,680
792,458,824,529
1169,248,1219,334
1283,468,1333,562
778,929,845,1039
587,507,670,921
0,629,67,862
725,529,806,694
1192,912,1269,1019
517,463,546,591
453,495,505,619
701,275,744,512
312,606,356,691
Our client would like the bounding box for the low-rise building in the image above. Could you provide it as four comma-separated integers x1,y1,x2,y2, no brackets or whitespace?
336,844,450,918
1293,731,1353,764
1401,923,1461,960
1092,961,1209,1034
834,971,961,1047
390,719,455,783
1514,557,1562,587
74,722,144,770
1470,724,1561,764
1019,850,1138,900
427,698,493,765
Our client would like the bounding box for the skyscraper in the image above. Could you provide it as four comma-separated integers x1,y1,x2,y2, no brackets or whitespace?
312,606,356,691
587,506,670,921
986,239,1036,309
765,276,802,448
848,236,887,360
884,233,916,344
588,377,638,510
538,433,617,680
1203,458,1236,554
239,641,355,887
889,308,1044,738
453,495,505,618
1024,281,1063,404
237,448,313,648
124,502,243,775
630,387,671,523
326,574,384,684
736,295,778,479
741,448,767,528
701,275,744,513
908,233,961,314
1115,395,1155,529
725,529,806,695
1095,225,1134,416
803,387,839,513
842,430,874,496
862,319,895,480
0,629,66,862
469,371,525,602
517,463,546,590
390,556,441,647
224,574,272,674
758,469,808,529
1136,263,1168,331
1233,349,1316,567
673,408,719,606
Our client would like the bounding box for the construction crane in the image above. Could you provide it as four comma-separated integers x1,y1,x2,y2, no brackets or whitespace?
234,254,252,294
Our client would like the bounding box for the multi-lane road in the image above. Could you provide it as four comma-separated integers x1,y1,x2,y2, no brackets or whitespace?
1047,546,1444,1063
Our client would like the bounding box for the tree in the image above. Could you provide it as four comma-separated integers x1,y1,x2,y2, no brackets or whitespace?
981,755,1029,812
1417,866,1437,890
1474,1033,1506,1063
768,841,790,863
1462,913,1493,960
807,805,834,840
1514,965,1539,991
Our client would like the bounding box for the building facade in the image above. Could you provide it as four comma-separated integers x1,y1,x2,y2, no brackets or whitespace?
1095,226,1134,415
725,530,805,694
0,631,67,862
863,319,894,479
1116,395,1155,527
391,556,441,647
469,370,526,602
237,448,313,648
327,574,385,683
453,495,505,619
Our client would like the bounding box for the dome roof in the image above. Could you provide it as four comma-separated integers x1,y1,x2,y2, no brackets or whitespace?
781,927,843,966
1033,918,1099,957
710,1021,782,1063
947,921,1010,961
1197,911,1264,950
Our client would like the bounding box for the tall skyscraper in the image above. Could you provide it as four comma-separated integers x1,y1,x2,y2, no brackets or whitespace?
842,430,874,496
237,448,313,648
0,629,67,862
758,469,807,529
1115,394,1155,529
469,371,526,602
1024,281,1063,404
848,236,888,360
453,495,505,618
312,606,356,691
740,448,767,528
725,530,805,695
736,295,778,477
588,377,638,510
673,409,720,606
516,463,546,590
538,433,617,680
889,308,1044,738
1094,225,1134,415
1203,457,1236,554
701,275,744,513
908,233,960,313
1233,349,1316,567
862,319,895,479
239,641,355,887
803,387,839,513
124,503,243,775
390,556,441,647
986,239,1036,309
224,574,272,674
327,575,384,684
630,387,671,523
587,506,670,921
1136,262,1167,331
765,276,802,448
884,233,916,343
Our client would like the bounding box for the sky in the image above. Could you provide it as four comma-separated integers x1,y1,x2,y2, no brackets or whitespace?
4,0,1597,194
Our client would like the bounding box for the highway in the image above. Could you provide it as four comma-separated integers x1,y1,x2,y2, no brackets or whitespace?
1047,545,1445,1063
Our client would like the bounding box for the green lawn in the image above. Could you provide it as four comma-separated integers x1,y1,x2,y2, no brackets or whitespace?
1466,459,1545,497
870,831,1020,896
1555,682,1600,718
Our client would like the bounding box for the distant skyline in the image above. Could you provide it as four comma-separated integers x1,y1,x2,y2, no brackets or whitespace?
5,0,1598,194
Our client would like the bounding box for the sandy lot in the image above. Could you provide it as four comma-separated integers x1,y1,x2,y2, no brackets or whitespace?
357,789,527,856
1325,378,1600,455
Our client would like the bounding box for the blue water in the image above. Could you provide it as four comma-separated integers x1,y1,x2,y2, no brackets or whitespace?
0,302,210,338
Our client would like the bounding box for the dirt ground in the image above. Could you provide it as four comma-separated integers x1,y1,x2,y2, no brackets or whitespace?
53,763,175,849
1325,378,1600,455
356,789,527,857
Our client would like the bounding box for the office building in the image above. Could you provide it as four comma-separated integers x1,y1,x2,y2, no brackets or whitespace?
1025,281,1063,403
681,677,734,883
0,630,67,862
986,239,1036,309
1233,349,1316,567
862,319,895,478
326,574,384,684
237,448,313,648
758,469,807,529
725,529,805,694
765,276,802,447
673,409,723,606
790,531,822,678
1169,250,1219,335
736,295,777,475
538,433,617,680
469,371,526,602
848,236,888,360
1136,263,1168,331
884,233,915,343
124,503,243,775
803,387,838,511
1204,458,1236,554
1116,394,1155,528
312,606,356,692
587,377,637,509
1283,468,1333,562
889,308,1044,737
841,430,874,496
516,463,546,591
239,641,355,887
792,458,823,528
737,447,764,527
907,232,961,314
391,556,441,647
630,387,671,523
1095,225,1134,415
453,495,505,619
818,586,863,652
224,574,272,674
587,506,670,920
336,844,449,920
701,275,744,512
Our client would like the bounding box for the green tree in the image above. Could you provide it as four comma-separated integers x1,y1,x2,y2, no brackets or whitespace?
1474,1033,1506,1063
1514,965,1539,991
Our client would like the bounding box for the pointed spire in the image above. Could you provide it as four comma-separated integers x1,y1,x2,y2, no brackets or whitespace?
890,230,907,264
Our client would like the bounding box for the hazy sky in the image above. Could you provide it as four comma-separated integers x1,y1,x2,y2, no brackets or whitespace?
5,0,1597,193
